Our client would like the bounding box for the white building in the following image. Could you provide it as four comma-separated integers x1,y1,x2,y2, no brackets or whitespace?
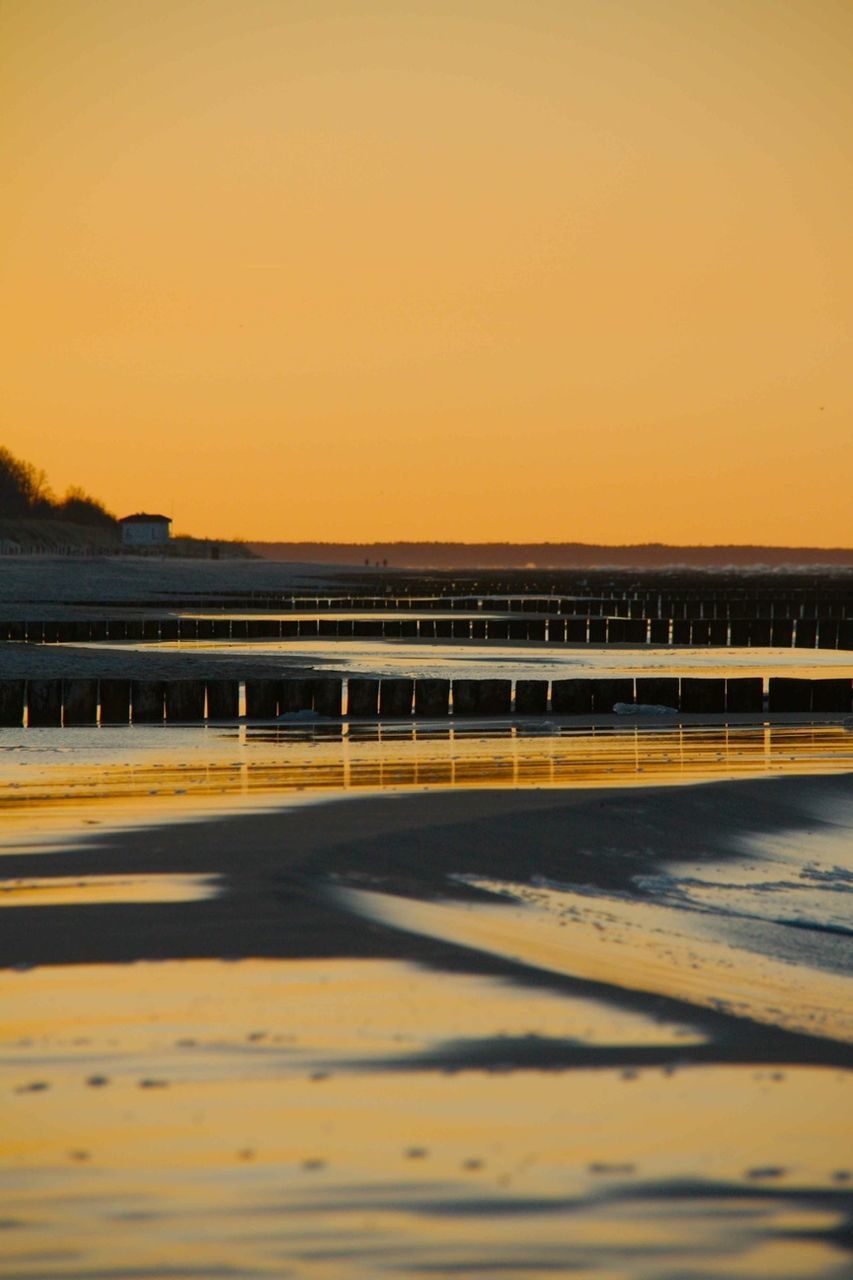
119,513,171,547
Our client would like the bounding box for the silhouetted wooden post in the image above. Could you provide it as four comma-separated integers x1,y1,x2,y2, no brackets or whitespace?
725,678,763,713
477,679,512,715
0,680,25,727
131,681,165,724
278,679,313,714
515,679,548,715
550,679,593,714
635,678,679,708
347,678,379,717
27,680,62,727
165,681,206,722
245,679,280,719
811,679,852,713
379,678,414,717
62,679,98,726
768,678,812,712
451,679,478,715
313,678,343,717
206,680,239,720
99,679,131,725
680,678,725,712
591,679,634,713
414,678,450,717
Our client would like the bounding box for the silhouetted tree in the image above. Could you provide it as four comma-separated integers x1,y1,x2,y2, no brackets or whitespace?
0,446,117,526
0,446,53,517
55,486,117,528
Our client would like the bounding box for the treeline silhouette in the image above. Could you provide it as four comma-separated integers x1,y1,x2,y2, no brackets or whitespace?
250,541,853,569
0,446,117,528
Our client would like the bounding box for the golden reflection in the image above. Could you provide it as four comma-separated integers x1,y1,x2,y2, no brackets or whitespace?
1,727,851,831
0,873,217,907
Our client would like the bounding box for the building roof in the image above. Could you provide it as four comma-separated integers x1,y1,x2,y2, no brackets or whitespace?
119,513,172,524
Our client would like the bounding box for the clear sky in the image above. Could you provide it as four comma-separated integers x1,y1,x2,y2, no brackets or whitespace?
2,0,851,544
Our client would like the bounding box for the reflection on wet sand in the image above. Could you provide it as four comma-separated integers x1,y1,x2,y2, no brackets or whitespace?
0,873,217,908
1,957,850,1279
2,727,851,1277
2,726,852,840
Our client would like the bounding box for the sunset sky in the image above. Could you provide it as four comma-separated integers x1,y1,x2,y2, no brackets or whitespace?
2,0,851,544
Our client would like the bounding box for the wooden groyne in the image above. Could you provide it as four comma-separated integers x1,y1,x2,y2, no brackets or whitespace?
1,675,850,726
1,615,851,648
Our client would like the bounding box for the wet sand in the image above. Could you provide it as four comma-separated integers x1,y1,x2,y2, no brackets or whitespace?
2,763,852,1278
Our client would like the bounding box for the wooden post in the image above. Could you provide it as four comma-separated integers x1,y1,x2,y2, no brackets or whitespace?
476,679,512,715
749,621,771,647
768,678,812,712
279,679,314,714
606,618,626,643
131,681,165,724
347,678,379,717
414,678,450,717
99,679,130,725
550,679,593,714
313,678,342,717
624,619,647,644
245,679,280,719
206,680,239,720
680,678,725,713
26,679,62,727
591,678,634,713
794,620,817,648
811,679,852,713
725,678,763,713
451,679,478,716
0,680,25,727
771,620,794,647
62,679,98,726
635,678,678,708
165,680,206,722
515,679,548,715
379,678,414,717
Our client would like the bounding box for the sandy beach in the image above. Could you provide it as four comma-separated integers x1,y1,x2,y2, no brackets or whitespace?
2,559,852,1276
2,739,853,1277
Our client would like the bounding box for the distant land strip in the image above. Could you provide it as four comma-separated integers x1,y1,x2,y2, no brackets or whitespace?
248,542,853,569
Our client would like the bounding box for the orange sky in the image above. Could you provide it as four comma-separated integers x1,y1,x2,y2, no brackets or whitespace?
2,0,851,544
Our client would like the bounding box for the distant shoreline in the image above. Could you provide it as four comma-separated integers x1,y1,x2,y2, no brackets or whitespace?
249,541,853,569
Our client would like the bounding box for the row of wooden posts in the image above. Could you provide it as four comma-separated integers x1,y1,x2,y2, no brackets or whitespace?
76,594,852,620
2,615,851,648
2,675,851,727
